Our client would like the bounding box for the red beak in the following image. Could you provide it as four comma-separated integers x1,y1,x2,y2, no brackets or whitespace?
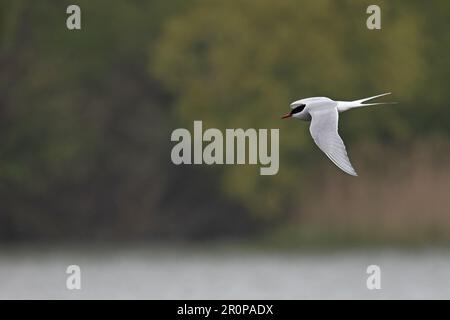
281,112,292,119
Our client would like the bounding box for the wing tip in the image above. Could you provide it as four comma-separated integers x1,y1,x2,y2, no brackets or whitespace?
325,153,359,177
348,170,358,177
342,166,358,176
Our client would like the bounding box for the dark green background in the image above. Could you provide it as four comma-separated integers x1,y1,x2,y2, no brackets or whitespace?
1,1,449,246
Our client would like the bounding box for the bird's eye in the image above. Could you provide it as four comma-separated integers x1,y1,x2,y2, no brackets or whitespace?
291,104,306,114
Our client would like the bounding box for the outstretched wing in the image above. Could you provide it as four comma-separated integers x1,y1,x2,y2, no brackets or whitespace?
309,104,358,176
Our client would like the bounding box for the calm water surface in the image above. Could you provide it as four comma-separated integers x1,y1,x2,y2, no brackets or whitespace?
1,247,449,299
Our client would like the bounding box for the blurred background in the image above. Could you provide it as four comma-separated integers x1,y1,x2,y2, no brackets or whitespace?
1,0,450,299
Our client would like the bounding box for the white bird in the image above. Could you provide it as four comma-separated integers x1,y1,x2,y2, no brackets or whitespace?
282,93,395,176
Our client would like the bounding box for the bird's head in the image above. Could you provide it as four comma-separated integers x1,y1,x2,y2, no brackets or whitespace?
281,101,306,119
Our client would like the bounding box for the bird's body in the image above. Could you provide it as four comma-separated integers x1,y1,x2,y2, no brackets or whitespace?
282,93,394,176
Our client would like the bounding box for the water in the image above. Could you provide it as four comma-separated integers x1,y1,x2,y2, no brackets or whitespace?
1,247,449,299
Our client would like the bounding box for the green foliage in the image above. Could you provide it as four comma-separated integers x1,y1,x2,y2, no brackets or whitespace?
0,1,198,240
152,0,441,216
1,0,450,242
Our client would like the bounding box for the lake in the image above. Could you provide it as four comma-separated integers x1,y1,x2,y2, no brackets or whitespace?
1,246,449,299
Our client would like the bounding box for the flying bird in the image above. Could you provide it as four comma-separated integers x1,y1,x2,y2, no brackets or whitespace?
282,93,395,176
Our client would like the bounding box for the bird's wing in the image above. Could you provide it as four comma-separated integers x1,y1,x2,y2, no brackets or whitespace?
309,104,358,176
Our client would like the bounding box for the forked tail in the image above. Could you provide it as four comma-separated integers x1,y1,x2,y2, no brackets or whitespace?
337,92,396,112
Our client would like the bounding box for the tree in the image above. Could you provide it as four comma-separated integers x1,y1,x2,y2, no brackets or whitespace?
152,0,429,217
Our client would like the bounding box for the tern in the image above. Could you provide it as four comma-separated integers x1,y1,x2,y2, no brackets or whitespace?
282,93,394,176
